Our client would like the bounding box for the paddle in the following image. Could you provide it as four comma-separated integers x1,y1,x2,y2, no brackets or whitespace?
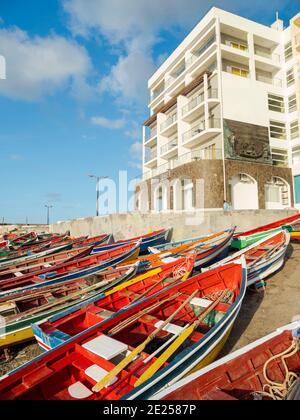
107,293,181,337
134,288,232,388
92,289,198,393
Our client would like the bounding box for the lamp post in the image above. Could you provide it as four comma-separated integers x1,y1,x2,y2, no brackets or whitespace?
45,205,53,225
88,175,108,217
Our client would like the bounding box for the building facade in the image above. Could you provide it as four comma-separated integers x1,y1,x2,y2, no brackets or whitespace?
137,7,300,212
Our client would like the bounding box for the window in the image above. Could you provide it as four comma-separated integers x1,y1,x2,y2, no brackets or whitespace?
266,185,281,203
284,41,293,62
288,94,297,113
291,121,299,140
265,177,290,208
268,94,285,113
269,120,286,140
203,144,217,159
286,68,295,87
271,148,288,167
231,66,249,78
230,41,248,51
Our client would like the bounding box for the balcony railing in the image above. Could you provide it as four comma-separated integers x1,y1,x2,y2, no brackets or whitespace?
255,48,281,63
182,118,220,143
186,35,216,67
165,64,186,89
145,126,157,142
151,86,164,102
256,75,283,88
182,92,205,116
145,147,157,163
208,88,218,99
160,113,177,132
161,138,178,155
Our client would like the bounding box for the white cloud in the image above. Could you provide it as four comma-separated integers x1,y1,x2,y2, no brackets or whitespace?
0,27,91,101
91,115,125,129
63,0,284,105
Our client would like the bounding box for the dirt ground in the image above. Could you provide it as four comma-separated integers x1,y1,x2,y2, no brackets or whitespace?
1,242,300,377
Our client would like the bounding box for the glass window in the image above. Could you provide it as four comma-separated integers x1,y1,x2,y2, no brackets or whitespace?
268,94,285,113
271,148,288,167
266,185,280,203
288,94,297,113
284,41,293,62
286,68,295,87
269,120,286,140
231,66,249,78
291,121,299,140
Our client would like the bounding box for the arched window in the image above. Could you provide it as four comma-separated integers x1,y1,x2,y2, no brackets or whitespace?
265,177,290,209
154,183,168,212
230,173,259,210
172,178,194,211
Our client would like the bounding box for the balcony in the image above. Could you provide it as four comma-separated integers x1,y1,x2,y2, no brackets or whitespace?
145,147,157,167
160,138,178,159
165,63,186,91
256,74,283,88
186,35,217,68
144,126,157,147
160,113,177,136
182,118,221,148
255,47,281,64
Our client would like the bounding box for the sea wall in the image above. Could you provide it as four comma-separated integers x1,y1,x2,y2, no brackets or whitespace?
50,209,298,241
0,224,49,236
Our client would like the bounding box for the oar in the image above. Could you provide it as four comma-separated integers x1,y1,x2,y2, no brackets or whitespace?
122,264,192,310
248,242,283,268
92,289,198,393
134,288,231,388
107,293,181,337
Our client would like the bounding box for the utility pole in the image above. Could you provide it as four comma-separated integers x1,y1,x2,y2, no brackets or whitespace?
88,175,108,216
45,205,53,225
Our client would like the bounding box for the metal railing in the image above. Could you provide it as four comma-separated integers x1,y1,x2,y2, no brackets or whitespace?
160,113,177,132
255,48,281,63
186,36,216,68
256,74,283,88
160,138,178,155
145,147,157,163
182,118,220,143
182,92,205,116
145,126,157,142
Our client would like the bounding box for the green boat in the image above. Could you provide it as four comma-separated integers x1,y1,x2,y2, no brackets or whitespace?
231,226,293,250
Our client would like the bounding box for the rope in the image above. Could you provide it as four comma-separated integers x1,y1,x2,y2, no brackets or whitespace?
255,338,299,400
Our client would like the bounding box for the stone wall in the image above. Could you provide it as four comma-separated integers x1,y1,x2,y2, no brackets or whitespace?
50,209,298,241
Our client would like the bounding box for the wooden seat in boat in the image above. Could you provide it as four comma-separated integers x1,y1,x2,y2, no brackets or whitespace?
82,335,128,360
68,381,93,400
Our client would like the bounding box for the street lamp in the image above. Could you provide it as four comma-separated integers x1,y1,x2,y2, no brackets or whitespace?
45,205,53,225
88,175,108,217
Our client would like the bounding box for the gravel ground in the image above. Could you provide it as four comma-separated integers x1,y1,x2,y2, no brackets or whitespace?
1,242,300,377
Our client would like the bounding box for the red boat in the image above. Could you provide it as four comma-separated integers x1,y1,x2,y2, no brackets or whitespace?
0,241,141,297
33,253,196,350
156,321,300,401
0,246,93,281
0,259,246,400
235,213,300,238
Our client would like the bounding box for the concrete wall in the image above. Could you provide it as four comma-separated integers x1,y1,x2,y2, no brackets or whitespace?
50,209,298,241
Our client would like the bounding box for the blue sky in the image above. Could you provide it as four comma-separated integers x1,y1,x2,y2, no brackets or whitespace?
0,0,299,224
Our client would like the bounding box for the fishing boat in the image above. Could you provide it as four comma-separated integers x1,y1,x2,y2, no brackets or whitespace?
92,229,173,255
154,321,300,401
205,230,290,288
0,265,139,349
32,253,196,351
290,231,300,242
137,228,235,269
0,242,75,269
0,259,246,400
0,246,93,281
0,242,141,299
231,213,300,250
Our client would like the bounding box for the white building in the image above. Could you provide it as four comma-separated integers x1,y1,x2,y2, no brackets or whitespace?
138,7,300,212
